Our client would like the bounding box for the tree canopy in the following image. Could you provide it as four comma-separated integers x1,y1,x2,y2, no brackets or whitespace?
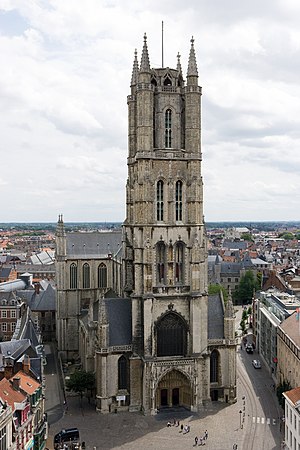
208,284,228,302
66,370,95,400
233,270,259,305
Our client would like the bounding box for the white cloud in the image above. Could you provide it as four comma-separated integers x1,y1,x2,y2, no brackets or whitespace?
0,0,300,221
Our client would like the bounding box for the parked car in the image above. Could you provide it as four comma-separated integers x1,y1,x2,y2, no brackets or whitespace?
54,428,80,446
245,343,253,354
252,359,261,369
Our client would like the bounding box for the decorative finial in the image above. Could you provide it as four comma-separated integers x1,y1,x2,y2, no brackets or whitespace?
177,52,182,74
131,48,139,86
187,36,198,78
140,32,151,72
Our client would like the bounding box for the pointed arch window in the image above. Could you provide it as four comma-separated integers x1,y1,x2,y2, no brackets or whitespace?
157,312,187,356
175,242,184,284
210,350,219,383
175,180,183,221
70,263,77,289
157,241,166,284
157,180,164,221
82,263,90,289
98,263,107,288
165,109,172,148
118,355,128,390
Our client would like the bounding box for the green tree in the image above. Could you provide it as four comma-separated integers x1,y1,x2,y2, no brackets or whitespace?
241,232,253,242
208,284,228,302
279,232,294,240
66,370,95,406
240,319,247,334
234,270,259,305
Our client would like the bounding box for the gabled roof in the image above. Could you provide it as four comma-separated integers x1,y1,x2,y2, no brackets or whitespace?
0,339,34,361
0,378,26,412
13,370,40,395
279,312,300,347
284,386,300,406
66,230,122,258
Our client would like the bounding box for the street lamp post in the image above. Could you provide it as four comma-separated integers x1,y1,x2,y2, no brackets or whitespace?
239,409,243,428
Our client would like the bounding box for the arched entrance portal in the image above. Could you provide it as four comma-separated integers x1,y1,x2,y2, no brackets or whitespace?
156,370,192,409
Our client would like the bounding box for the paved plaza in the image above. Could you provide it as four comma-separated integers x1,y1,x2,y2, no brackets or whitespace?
47,394,246,450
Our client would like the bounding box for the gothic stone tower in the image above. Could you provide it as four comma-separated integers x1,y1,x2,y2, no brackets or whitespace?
123,35,210,414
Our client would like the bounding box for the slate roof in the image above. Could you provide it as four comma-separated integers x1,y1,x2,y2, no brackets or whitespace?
66,230,123,259
0,279,26,292
0,267,12,279
18,284,56,311
220,262,241,275
208,294,224,339
0,339,33,361
223,240,248,250
105,298,132,346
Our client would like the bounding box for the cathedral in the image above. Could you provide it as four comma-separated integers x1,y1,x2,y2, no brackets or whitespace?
56,34,237,414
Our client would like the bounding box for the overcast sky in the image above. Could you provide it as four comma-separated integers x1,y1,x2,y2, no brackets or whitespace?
1,0,300,223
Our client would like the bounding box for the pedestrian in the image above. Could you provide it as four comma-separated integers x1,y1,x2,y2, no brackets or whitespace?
176,420,180,427
180,423,184,433
204,430,208,440
194,436,198,446
199,437,203,446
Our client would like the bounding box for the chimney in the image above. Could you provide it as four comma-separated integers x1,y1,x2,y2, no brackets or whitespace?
23,355,30,374
34,283,40,295
12,377,20,391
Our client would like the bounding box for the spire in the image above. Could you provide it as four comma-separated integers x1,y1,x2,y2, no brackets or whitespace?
140,33,150,72
131,49,139,86
176,52,182,75
187,36,198,77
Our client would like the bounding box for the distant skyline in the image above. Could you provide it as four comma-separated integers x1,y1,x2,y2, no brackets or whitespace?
1,1,300,222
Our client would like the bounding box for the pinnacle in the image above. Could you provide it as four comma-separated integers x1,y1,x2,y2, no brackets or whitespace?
187,36,198,77
177,52,182,74
131,49,139,86
140,32,151,72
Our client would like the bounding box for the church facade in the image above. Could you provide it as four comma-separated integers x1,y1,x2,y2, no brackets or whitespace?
56,34,237,415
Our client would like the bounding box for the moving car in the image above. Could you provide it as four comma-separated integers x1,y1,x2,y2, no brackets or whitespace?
252,359,261,369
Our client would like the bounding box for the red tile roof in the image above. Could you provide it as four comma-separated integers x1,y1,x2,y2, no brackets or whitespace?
12,371,40,395
0,378,26,412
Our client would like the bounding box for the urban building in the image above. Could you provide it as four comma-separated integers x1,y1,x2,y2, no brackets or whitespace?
283,386,300,450
277,312,300,389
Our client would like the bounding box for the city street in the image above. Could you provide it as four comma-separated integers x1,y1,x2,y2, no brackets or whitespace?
45,308,284,449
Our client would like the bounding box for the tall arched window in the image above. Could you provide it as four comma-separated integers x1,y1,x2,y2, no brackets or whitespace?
175,180,183,221
157,180,164,221
82,263,90,289
98,263,107,288
157,242,166,284
165,109,172,148
210,350,219,383
175,242,184,284
70,263,77,289
157,312,187,356
118,355,128,390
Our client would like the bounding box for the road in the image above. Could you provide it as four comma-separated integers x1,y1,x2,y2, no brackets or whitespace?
235,307,283,449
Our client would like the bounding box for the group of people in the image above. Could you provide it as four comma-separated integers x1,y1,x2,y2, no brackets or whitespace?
166,420,208,446
194,430,208,446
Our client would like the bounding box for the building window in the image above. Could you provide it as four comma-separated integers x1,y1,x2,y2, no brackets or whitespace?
1,311,7,319
82,263,90,289
70,263,78,289
210,349,219,383
157,180,164,221
11,310,16,318
175,242,184,284
175,181,183,221
0,424,6,450
98,263,107,288
165,109,172,148
156,312,187,357
1,323,7,332
157,242,166,284
11,322,16,332
118,355,128,390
